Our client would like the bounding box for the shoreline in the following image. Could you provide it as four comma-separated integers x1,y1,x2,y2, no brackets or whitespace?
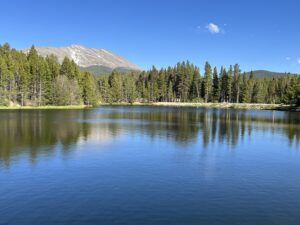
0,105,91,110
150,102,293,110
101,102,299,111
0,103,298,111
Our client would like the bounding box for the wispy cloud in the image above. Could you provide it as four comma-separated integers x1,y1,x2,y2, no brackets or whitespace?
298,58,300,64
286,57,291,61
206,23,223,34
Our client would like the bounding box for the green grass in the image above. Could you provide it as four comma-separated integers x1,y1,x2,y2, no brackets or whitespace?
98,102,298,111
0,105,91,110
1,103,298,111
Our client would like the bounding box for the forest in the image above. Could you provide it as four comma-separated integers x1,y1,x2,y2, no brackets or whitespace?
0,43,299,107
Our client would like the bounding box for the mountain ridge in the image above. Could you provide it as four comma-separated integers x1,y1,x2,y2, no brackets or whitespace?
22,44,141,71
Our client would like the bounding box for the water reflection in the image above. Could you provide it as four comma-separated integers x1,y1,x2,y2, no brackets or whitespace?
0,106,299,165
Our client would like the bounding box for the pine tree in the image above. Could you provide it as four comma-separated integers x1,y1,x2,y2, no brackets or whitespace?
97,76,110,103
123,73,137,103
220,67,227,102
0,57,9,105
177,63,190,102
252,81,264,103
203,62,212,103
190,70,200,100
60,57,74,79
136,73,146,102
167,80,174,102
27,45,40,105
157,70,167,102
241,75,251,103
283,77,297,104
17,58,30,106
212,67,219,102
108,71,122,102
147,66,159,102
227,65,233,102
232,64,241,103
267,79,276,104
82,72,97,105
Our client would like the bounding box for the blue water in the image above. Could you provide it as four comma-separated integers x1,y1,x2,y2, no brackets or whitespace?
0,106,299,225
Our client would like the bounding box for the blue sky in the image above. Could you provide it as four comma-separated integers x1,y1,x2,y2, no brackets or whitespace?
1,0,300,73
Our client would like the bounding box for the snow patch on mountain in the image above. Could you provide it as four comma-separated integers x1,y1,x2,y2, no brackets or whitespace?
22,44,141,70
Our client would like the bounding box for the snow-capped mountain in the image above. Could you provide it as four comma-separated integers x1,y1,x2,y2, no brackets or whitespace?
23,44,141,71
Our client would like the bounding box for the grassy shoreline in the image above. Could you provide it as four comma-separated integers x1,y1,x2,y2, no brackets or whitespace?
101,102,299,111
0,105,91,110
0,103,298,111
150,102,290,110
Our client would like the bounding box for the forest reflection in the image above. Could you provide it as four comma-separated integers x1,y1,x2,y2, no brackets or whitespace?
0,107,299,165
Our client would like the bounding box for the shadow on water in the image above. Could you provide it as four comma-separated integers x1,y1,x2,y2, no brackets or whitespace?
0,106,299,166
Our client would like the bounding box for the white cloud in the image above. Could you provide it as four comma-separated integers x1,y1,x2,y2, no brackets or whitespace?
206,23,222,34
298,59,300,64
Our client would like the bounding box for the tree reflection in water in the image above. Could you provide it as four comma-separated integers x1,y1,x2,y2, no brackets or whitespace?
0,107,299,166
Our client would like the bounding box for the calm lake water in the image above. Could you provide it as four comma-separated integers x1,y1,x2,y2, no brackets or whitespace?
0,106,299,225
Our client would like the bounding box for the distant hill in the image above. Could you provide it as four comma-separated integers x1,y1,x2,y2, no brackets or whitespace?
22,44,141,74
244,70,297,78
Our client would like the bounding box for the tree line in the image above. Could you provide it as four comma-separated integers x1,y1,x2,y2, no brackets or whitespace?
98,62,300,105
0,43,299,106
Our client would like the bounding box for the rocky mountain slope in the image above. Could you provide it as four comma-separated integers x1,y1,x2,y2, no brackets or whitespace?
23,44,141,73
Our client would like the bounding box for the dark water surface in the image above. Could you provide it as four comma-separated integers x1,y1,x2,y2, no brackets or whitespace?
0,106,299,225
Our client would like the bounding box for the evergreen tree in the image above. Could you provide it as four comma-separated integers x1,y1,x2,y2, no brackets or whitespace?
212,67,219,102
220,67,227,102
97,76,110,103
60,57,74,79
27,45,40,104
123,73,137,103
167,80,174,102
227,65,233,102
283,77,297,104
232,64,241,103
252,81,264,103
157,70,167,101
108,71,122,102
0,56,10,105
241,75,251,103
82,72,97,105
190,70,201,100
203,62,212,103
267,78,277,104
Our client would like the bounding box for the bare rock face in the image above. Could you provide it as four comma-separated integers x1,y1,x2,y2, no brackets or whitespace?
23,44,141,70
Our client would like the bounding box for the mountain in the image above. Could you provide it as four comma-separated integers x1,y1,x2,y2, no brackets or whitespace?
22,44,141,74
245,70,297,78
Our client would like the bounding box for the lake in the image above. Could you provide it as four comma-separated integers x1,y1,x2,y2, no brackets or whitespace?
0,106,299,225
